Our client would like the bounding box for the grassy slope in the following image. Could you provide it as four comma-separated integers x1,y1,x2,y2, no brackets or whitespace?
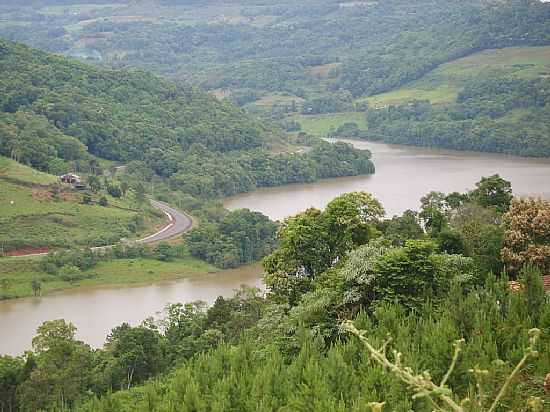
0,254,221,299
291,46,550,137
291,112,368,137
0,156,58,185
362,46,550,107
0,156,162,252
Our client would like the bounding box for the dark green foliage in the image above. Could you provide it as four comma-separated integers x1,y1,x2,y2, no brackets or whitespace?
104,323,165,390
82,193,92,204
366,78,550,157
437,228,466,255
152,242,176,262
469,174,513,213
331,122,368,139
372,240,444,309
17,320,94,411
0,39,265,166
4,186,550,411
0,355,25,412
98,196,108,207
77,272,549,411
186,209,278,268
11,0,547,102
106,184,122,199
376,210,424,246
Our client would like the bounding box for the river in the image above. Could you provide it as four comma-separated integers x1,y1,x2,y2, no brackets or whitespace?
0,265,263,355
225,139,550,219
3,139,550,355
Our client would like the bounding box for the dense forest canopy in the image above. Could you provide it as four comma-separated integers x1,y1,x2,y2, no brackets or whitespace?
0,39,375,201
2,1,550,156
0,38,266,162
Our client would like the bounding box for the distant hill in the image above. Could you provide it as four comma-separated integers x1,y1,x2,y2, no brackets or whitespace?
363,46,550,157
0,38,266,173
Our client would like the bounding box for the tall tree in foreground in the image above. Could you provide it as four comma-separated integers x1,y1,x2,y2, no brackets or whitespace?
17,320,93,411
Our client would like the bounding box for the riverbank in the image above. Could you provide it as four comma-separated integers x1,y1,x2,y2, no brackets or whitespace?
0,254,227,300
0,261,264,354
224,139,550,220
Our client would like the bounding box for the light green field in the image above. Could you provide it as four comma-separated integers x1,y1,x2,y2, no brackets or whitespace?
0,255,222,300
291,112,368,136
362,46,550,107
0,156,58,185
247,93,305,109
0,157,162,253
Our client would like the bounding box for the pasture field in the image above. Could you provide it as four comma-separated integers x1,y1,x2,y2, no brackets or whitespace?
0,255,221,300
0,156,58,185
309,63,341,79
247,93,305,109
0,157,162,253
363,46,550,107
291,112,368,136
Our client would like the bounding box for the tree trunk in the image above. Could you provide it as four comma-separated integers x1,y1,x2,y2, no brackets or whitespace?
127,367,134,390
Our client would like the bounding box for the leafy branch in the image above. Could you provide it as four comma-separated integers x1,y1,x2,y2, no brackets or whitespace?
341,320,542,411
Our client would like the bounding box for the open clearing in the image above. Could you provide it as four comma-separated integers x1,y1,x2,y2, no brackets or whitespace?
363,46,550,107
247,92,305,109
0,157,58,185
0,255,220,300
0,156,162,253
291,112,367,136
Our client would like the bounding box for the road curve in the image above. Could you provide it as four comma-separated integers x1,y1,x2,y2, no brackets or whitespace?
138,200,193,244
9,200,194,257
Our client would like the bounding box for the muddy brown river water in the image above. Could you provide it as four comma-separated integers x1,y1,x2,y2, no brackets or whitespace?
2,139,550,355
225,139,550,219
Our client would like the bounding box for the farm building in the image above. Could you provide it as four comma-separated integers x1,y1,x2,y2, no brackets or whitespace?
59,173,81,184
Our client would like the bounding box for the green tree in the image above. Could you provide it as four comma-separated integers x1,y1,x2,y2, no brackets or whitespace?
107,184,122,198
99,196,108,207
87,175,101,193
134,183,146,205
0,355,25,412
153,242,175,261
31,279,41,296
18,320,93,411
120,181,129,197
82,193,92,205
105,323,164,390
373,240,443,309
469,174,513,213
419,191,448,234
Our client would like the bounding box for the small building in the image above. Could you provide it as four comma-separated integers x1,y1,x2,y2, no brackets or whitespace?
60,173,81,184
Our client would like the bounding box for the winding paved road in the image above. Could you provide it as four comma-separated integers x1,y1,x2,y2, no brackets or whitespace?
10,200,194,257
138,200,193,244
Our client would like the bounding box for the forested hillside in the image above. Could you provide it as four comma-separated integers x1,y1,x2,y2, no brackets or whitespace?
0,38,374,201
2,1,550,156
2,1,549,102
0,38,265,164
366,76,550,157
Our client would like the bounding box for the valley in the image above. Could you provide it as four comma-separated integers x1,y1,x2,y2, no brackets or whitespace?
0,2,549,411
